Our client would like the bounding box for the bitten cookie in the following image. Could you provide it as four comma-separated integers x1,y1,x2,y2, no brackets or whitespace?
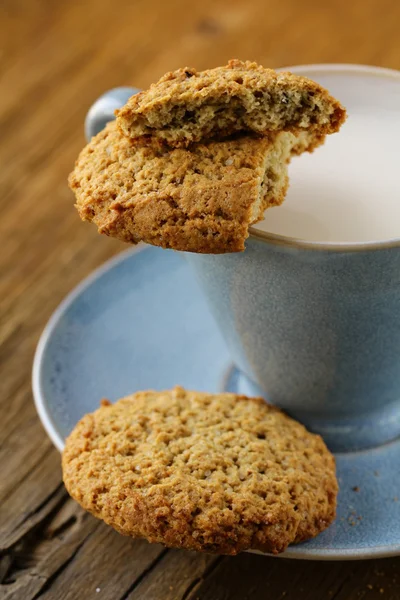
62,387,337,555
69,121,311,253
116,59,346,147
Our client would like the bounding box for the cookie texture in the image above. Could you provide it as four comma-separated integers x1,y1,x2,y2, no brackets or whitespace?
117,59,346,147
62,387,337,555
69,121,311,253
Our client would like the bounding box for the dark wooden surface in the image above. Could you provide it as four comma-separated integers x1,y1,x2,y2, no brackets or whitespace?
1,0,400,598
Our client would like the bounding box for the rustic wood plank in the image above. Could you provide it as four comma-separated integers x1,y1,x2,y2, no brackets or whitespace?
0,449,63,550
1,0,400,597
36,526,167,600
127,550,223,600
184,552,400,600
1,499,98,600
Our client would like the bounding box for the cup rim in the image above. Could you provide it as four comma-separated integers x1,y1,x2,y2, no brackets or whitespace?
249,63,400,253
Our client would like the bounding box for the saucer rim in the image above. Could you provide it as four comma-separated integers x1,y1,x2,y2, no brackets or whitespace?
249,62,400,253
32,245,144,453
32,246,400,560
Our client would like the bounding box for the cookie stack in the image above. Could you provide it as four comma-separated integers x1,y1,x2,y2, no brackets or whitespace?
69,60,345,253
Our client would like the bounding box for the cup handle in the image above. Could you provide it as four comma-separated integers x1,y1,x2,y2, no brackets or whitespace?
84,87,141,142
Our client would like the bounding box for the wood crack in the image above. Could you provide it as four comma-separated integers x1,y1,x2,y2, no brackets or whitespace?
120,548,169,600
9,483,65,536
181,556,224,600
330,573,354,600
31,530,96,600
1,482,67,552
1,502,97,600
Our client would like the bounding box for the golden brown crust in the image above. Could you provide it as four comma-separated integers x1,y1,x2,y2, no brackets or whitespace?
69,121,299,253
62,387,337,555
69,60,346,254
117,59,346,147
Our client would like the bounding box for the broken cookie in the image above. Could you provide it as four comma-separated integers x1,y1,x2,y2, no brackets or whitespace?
116,59,345,148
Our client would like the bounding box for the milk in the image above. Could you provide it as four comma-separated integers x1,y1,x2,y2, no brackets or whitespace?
254,70,400,243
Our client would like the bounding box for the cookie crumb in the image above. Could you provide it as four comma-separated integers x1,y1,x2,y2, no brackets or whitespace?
352,486,360,492
100,398,111,407
347,509,362,527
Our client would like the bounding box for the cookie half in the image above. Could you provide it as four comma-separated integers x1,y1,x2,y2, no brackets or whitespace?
62,387,337,555
69,121,311,253
117,59,346,147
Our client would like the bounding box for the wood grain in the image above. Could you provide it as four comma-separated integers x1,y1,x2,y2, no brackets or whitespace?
1,0,400,597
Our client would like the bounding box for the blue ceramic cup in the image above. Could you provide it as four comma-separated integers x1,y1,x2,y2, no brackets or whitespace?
85,65,400,452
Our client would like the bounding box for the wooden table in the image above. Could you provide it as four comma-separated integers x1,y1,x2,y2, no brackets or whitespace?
2,0,400,598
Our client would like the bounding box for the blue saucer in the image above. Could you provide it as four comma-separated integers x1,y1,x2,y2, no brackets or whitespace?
33,245,400,560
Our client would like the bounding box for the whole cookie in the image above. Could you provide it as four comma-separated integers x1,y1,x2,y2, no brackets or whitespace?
62,387,337,555
117,59,346,147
